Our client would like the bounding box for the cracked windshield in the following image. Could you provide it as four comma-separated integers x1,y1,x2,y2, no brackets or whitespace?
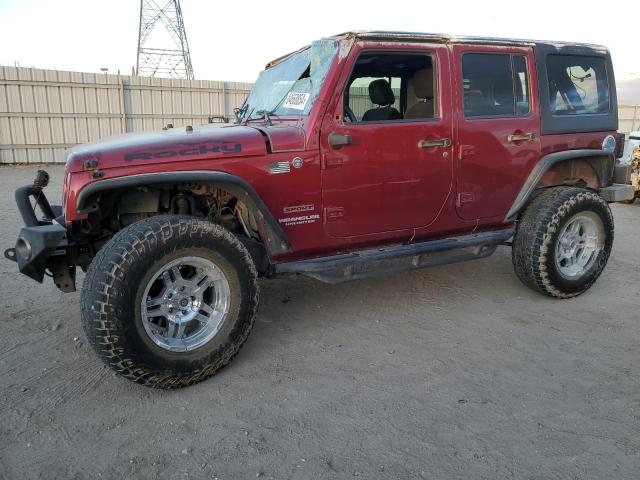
239,40,338,122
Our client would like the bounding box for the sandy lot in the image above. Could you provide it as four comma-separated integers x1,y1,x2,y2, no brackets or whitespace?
1,165,639,479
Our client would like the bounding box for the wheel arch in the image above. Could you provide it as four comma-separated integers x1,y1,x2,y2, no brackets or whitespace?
505,149,614,221
75,171,291,255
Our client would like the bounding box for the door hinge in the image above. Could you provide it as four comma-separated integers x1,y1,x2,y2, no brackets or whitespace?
324,206,344,221
83,158,99,170
457,192,474,207
459,145,476,159
322,154,344,169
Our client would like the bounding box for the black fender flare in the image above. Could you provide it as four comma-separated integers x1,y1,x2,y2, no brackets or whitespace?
75,171,291,255
505,149,614,221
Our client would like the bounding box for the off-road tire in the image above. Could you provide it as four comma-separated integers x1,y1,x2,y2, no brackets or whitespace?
81,215,259,388
512,187,614,298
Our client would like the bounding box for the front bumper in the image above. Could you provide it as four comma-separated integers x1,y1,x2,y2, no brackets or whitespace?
4,174,76,292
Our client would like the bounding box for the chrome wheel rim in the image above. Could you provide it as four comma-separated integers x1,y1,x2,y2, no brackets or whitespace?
554,212,604,280
140,256,230,352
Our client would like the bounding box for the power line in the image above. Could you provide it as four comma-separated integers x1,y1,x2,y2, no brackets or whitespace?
136,0,194,80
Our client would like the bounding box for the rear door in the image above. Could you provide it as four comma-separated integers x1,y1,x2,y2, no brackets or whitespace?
320,44,454,238
453,45,541,220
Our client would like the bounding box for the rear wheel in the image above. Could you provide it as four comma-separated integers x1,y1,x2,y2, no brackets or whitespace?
512,187,613,298
81,215,259,388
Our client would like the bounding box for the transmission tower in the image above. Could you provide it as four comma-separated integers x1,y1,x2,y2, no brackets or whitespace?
136,0,194,79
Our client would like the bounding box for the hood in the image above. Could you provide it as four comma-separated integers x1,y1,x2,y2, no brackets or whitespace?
65,123,268,173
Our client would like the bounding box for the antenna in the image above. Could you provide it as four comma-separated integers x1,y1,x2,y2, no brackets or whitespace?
136,0,194,80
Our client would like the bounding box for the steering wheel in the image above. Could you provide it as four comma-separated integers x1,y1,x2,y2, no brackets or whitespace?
344,105,357,123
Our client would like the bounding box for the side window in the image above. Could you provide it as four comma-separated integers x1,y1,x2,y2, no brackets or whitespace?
348,77,401,122
344,52,436,123
546,54,609,115
462,53,530,118
513,56,530,115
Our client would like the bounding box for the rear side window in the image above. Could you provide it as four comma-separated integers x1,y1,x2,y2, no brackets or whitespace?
462,53,530,118
546,54,609,115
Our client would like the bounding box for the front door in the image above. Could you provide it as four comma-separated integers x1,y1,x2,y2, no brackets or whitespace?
453,44,541,220
320,45,454,238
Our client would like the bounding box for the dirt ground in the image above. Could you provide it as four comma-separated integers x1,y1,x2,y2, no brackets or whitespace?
1,165,639,480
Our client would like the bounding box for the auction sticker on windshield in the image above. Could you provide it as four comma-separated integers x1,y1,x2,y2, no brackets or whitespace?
282,92,310,110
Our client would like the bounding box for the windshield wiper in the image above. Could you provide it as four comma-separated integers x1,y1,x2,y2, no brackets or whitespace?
256,110,274,126
246,109,280,126
234,104,249,124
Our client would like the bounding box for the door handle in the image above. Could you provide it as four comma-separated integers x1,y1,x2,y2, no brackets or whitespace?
328,132,352,149
507,132,535,143
418,138,452,148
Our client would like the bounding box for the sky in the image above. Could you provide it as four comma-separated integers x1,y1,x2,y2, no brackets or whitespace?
0,0,638,99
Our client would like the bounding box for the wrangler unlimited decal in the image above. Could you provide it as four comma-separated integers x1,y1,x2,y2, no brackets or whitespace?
124,142,242,162
278,214,320,226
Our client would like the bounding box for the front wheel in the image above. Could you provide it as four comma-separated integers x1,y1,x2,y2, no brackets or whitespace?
81,215,259,388
512,187,614,298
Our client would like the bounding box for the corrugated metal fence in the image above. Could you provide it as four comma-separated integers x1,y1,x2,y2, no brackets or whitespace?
619,105,640,134
1,65,639,165
0,65,252,164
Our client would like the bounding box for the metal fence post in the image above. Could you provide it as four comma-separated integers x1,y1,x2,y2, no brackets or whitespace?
122,80,133,133
119,77,127,134
223,81,230,123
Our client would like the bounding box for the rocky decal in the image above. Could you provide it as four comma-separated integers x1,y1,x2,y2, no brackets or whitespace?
124,141,242,162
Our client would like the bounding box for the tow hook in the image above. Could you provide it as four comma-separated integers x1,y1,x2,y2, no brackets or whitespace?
4,247,17,263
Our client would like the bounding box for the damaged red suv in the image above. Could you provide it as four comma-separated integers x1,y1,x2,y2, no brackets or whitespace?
5,32,634,388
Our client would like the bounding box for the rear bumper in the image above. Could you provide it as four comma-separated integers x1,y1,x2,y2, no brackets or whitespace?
4,178,76,291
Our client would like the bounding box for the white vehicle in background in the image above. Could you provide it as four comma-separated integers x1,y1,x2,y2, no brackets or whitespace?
621,131,640,204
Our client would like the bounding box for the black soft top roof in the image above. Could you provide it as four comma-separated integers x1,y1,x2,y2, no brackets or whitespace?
266,31,609,69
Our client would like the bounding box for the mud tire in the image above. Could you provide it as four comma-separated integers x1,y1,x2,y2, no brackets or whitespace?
81,215,259,389
512,187,614,298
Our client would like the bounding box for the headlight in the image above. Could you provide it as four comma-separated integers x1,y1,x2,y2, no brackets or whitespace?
602,135,616,153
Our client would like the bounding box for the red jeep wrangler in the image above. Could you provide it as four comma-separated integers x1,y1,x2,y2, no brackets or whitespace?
5,32,634,388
